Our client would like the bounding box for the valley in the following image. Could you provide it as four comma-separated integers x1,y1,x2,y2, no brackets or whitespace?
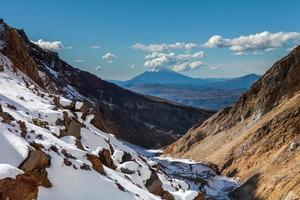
112,70,259,111
0,8,299,200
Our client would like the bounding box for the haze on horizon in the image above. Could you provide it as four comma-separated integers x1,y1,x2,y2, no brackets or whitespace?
1,0,300,80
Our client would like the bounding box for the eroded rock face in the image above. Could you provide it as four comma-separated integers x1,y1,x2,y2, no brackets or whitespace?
0,174,38,200
19,150,51,187
0,23,42,85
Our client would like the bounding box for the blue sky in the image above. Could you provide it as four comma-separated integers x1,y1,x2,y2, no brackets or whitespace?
1,0,300,80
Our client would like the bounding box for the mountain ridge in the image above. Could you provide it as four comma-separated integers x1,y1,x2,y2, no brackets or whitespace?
112,70,260,110
0,20,215,148
165,46,300,199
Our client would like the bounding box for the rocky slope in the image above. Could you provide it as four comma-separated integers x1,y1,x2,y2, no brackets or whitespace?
165,46,300,199
0,19,214,148
0,25,240,199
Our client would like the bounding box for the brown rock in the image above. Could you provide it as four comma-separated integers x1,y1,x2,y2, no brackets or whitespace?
0,109,15,124
0,174,38,200
61,149,76,159
32,118,48,129
86,154,105,175
59,112,83,139
66,120,81,138
1,23,42,85
98,149,116,169
19,150,51,187
17,120,27,138
161,191,174,200
145,170,163,195
63,158,72,166
193,192,206,200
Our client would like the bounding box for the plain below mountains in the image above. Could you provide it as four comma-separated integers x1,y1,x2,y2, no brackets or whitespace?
111,69,260,111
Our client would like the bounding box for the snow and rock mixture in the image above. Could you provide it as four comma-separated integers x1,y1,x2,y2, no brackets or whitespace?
0,53,218,200
126,143,240,200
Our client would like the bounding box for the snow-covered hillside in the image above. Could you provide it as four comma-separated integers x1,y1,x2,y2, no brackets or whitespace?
0,52,239,200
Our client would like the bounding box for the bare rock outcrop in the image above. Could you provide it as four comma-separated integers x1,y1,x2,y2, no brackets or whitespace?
19,150,51,187
0,174,38,200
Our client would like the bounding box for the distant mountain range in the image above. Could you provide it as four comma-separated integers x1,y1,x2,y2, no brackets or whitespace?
110,69,260,110
113,68,229,87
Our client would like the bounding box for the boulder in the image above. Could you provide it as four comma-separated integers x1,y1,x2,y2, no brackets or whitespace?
145,170,163,195
19,150,51,187
86,154,105,175
98,149,116,169
0,174,38,200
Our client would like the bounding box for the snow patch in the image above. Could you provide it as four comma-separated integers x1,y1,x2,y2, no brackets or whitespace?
0,164,23,180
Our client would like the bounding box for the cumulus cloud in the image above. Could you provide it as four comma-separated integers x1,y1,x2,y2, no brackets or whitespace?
203,31,300,54
172,61,207,72
132,42,197,52
75,59,84,63
102,53,117,63
32,39,63,51
90,45,100,49
143,51,206,71
132,41,206,72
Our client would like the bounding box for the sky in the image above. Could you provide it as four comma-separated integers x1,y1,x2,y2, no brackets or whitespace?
1,0,300,80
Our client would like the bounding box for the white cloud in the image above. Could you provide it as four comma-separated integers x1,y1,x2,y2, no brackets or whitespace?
132,42,197,52
144,52,175,68
90,45,100,49
102,53,117,63
168,42,197,50
32,39,63,51
65,46,73,50
203,31,300,54
189,61,206,69
75,59,84,63
172,61,206,72
132,41,206,72
143,51,206,71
